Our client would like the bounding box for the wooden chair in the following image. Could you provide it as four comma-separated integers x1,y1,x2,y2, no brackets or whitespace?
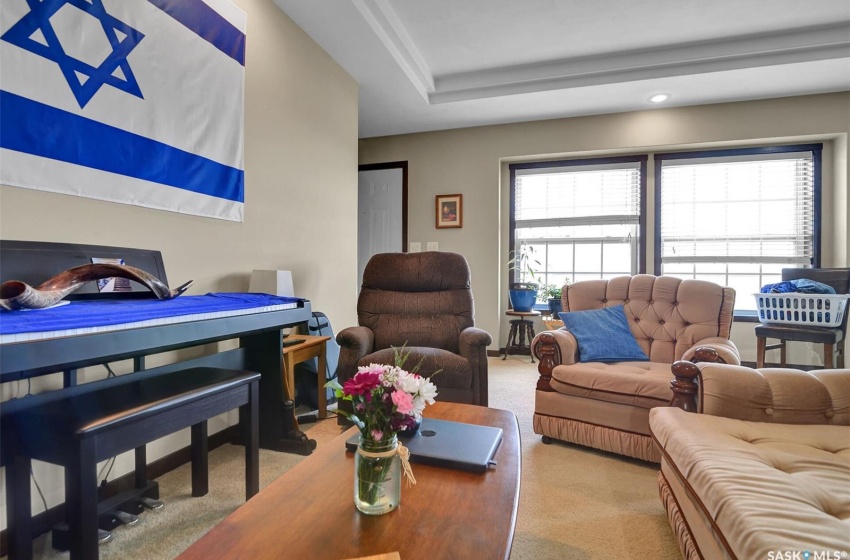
755,268,850,369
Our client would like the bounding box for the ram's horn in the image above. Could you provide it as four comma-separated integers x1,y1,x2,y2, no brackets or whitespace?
0,263,193,311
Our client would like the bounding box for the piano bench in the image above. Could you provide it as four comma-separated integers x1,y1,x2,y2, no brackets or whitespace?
4,367,260,560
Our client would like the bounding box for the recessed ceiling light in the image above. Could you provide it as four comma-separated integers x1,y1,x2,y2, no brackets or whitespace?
648,93,671,103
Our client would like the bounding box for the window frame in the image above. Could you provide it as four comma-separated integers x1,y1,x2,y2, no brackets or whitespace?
509,155,648,287
653,143,823,318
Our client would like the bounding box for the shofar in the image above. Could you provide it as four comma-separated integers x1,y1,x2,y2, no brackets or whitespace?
0,263,193,311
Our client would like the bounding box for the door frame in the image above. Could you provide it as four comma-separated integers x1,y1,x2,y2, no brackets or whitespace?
358,161,409,252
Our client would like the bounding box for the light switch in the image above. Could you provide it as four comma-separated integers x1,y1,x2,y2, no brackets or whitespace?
427,242,439,251
409,242,422,253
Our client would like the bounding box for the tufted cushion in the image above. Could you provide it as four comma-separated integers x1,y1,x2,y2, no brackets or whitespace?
358,252,475,353
651,407,850,558
562,275,735,363
550,361,674,409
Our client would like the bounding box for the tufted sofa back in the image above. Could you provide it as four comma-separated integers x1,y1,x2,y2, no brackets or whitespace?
357,252,475,354
562,275,735,363
697,364,850,425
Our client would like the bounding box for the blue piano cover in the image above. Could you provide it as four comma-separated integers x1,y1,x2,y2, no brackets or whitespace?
0,293,303,335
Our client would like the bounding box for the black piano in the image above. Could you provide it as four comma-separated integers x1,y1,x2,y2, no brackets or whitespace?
0,240,314,454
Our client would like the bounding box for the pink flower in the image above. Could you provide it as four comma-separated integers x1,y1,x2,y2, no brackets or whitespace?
343,371,382,400
391,390,415,415
371,429,383,441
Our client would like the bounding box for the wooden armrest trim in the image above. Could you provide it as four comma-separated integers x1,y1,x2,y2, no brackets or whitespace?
669,347,727,413
535,332,558,392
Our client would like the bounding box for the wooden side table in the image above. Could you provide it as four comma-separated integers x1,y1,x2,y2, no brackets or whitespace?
503,310,541,362
543,319,564,331
282,335,331,427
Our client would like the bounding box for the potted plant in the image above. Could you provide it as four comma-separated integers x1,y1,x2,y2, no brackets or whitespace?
542,283,565,316
507,244,540,312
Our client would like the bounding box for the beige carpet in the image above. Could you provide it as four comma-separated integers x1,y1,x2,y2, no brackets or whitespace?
19,357,680,559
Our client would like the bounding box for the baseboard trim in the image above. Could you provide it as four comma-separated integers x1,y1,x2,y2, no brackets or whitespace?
0,425,239,557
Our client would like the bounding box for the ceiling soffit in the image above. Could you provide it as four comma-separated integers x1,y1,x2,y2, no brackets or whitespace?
354,0,850,105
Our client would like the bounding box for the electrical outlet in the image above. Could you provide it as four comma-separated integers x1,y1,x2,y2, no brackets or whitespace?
409,242,422,253
426,242,439,251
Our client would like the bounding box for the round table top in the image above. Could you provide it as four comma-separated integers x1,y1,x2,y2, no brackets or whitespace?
506,310,541,317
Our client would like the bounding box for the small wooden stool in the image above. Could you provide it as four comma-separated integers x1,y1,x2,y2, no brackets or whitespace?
503,310,541,362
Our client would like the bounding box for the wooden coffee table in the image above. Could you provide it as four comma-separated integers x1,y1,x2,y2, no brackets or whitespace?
177,402,520,560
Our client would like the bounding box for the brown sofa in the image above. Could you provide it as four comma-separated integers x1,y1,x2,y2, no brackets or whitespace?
532,275,739,462
336,252,492,413
653,361,850,560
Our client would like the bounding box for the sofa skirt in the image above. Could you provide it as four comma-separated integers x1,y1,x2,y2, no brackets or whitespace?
658,471,702,560
533,413,661,463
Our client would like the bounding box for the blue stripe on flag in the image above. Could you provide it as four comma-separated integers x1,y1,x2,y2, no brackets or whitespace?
0,90,244,203
147,0,245,66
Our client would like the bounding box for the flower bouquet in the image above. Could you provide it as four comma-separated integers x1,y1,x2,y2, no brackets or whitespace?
327,349,438,515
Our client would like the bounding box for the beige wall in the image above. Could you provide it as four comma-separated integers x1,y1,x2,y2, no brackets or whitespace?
0,0,358,526
359,93,850,364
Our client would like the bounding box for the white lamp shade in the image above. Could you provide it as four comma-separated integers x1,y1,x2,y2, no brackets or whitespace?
249,270,295,297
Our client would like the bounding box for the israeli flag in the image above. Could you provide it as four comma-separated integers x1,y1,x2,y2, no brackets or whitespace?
0,0,246,222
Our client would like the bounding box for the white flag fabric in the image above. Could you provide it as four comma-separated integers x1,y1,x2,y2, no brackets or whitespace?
0,0,246,222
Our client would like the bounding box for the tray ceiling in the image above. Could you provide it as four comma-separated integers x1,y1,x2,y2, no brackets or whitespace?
274,0,850,138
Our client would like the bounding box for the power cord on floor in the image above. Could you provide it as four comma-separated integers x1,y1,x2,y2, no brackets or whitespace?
13,366,119,517
30,466,49,514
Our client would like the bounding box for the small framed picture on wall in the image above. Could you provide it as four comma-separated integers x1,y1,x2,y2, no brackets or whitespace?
435,194,463,229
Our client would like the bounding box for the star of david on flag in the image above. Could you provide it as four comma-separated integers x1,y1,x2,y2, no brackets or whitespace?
0,0,247,222
3,0,145,108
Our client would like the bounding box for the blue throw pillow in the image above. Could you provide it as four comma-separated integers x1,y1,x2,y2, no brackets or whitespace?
558,305,649,363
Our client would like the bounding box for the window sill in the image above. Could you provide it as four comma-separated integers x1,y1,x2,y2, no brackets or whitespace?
734,311,759,323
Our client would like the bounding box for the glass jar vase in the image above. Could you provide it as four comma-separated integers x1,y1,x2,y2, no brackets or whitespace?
354,435,401,515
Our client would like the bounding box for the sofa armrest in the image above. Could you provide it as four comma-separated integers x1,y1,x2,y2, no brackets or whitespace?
336,326,374,384
669,346,732,412
681,337,741,365
458,326,493,355
532,330,579,392
531,329,578,365
459,327,493,407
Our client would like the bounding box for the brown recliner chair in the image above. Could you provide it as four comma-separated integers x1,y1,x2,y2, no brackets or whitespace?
336,252,492,421
532,275,739,462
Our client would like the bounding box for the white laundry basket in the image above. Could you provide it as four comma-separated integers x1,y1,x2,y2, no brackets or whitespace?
754,293,849,327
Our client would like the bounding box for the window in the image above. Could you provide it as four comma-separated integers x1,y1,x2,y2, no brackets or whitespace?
510,156,647,292
655,144,822,312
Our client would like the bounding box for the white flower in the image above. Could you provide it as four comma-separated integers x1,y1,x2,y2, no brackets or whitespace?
411,395,427,416
417,377,438,405
395,370,420,394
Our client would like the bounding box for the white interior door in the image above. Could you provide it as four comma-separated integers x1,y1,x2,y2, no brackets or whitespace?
358,167,404,288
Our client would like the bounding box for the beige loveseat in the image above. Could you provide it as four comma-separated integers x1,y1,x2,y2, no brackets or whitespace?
532,275,739,462
653,361,850,560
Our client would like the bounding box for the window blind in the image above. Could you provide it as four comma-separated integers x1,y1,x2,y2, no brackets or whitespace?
515,162,642,229
511,159,644,287
658,151,815,266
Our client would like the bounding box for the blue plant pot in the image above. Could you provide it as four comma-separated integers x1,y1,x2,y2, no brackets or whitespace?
548,298,563,317
509,287,538,312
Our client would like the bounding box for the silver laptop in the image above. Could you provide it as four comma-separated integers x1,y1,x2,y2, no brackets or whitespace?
345,418,503,473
